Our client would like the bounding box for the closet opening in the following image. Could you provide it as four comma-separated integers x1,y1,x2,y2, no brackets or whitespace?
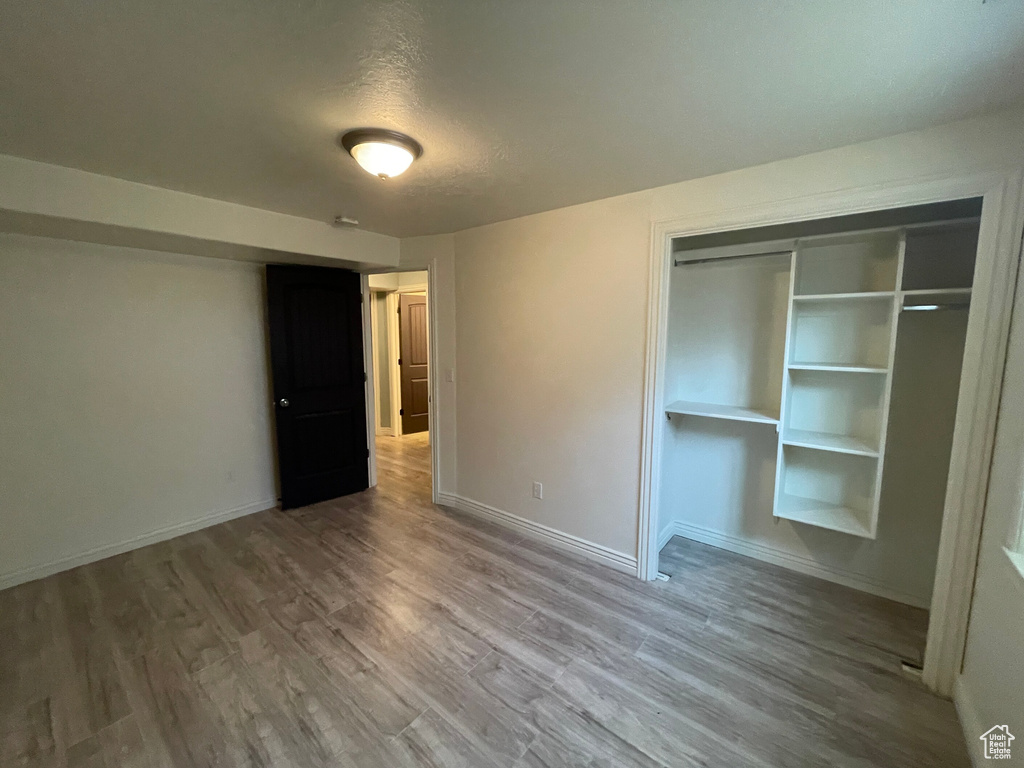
651,197,984,677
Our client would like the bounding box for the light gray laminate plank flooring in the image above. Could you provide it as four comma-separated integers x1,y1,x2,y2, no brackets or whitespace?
0,431,969,767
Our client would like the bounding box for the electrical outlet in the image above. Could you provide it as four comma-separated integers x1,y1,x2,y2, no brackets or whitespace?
532,481,543,500
446,368,455,383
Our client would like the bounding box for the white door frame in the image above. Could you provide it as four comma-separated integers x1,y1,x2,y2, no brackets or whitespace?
389,283,429,438
361,267,440,504
636,168,1024,697
385,291,402,437
369,288,395,437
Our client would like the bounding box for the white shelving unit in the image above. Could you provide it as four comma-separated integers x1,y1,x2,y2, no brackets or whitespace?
781,429,878,457
775,491,873,538
771,230,905,539
902,287,972,311
657,213,981,604
662,219,977,543
902,288,972,299
787,363,888,374
792,291,895,303
664,401,779,425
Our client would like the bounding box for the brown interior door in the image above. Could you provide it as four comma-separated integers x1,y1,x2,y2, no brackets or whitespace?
399,293,429,434
266,264,368,509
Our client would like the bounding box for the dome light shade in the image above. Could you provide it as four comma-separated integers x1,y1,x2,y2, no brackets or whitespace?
341,128,422,179
350,141,414,178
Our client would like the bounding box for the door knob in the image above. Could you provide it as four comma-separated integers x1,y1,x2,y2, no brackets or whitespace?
278,398,290,408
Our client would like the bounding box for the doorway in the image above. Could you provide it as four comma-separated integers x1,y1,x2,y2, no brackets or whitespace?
365,270,433,498
637,178,1024,698
653,203,981,682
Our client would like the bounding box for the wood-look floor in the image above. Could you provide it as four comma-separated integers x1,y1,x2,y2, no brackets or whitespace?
1,431,969,767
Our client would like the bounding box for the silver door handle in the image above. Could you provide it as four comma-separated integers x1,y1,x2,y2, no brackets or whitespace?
278,398,290,408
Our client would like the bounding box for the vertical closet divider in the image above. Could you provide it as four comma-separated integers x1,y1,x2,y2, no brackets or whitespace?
870,231,907,537
771,248,800,525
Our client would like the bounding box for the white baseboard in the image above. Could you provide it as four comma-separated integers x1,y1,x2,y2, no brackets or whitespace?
955,676,985,767
657,524,676,553
664,520,930,608
436,492,637,575
0,497,278,591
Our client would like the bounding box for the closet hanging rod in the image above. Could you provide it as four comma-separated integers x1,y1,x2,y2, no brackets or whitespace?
674,249,793,267
901,302,971,312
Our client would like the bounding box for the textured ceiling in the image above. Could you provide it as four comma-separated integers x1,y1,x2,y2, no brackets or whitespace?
1,1,1022,238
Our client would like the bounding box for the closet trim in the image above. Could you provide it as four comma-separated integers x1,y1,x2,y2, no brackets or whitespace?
637,167,1024,698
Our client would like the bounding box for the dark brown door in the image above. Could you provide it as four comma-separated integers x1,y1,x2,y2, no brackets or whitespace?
266,265,368,509
399,293,429,434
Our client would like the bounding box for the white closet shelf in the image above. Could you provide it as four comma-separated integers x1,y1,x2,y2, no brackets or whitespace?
792,291,894,302
788,363,888,374
775,493,873,538
901,287,972,298
665,401,779,425
781,429,879,457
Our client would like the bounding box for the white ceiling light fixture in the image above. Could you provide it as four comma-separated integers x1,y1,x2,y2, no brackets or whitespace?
340,128,423,179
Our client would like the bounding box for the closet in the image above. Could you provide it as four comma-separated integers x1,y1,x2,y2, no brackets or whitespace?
656,203,979,609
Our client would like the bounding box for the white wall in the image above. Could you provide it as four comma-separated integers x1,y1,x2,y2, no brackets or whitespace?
957,267,1024,764
440,105,1024,568
0,234,277,587
451,192,652,555
367,270,427,290
398,270,428,288
0,154,400,268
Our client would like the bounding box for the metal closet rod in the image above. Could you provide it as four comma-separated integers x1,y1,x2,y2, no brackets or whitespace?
673,249,793,267
901,302,971,312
